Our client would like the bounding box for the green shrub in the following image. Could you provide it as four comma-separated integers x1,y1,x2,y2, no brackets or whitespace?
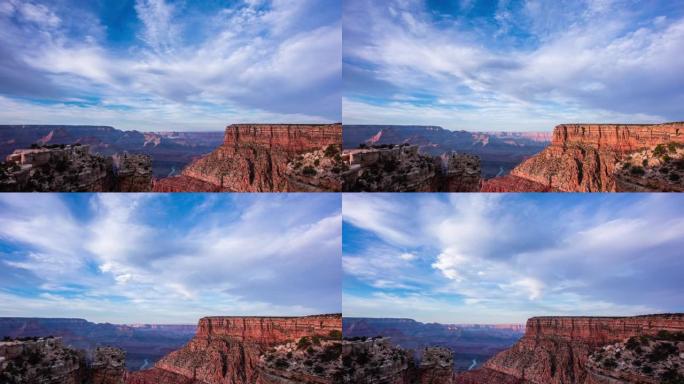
324,144,339,157
297,337,311,350
603,358,617,369
630,166,645,175
302,166,317,176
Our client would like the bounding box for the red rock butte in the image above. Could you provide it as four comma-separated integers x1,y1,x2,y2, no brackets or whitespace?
482,122,684,192
153,123,343,192
125,314,342,384
456,313,684,384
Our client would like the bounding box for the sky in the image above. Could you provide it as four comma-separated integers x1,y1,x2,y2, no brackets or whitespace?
0,0,341,131
343,193,684,324
343,0,684,131
0,193,341,324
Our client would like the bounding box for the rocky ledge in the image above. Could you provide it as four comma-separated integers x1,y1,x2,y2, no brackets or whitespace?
341,144,481,192
0,336,127,384
0,144,152,192
153,124,343,192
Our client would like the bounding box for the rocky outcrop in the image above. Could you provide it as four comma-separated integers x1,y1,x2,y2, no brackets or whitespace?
126,314,342,384
257,334,342,384
341,144,481,192
0,336,128,384
153,124,343,192
0,144,152,192
91,347,127,384
420,347,454,384
112,153,153,192
485,123,684,192
0,125,223,177
343,125,550,179
340,337,414,384
456,314,684,384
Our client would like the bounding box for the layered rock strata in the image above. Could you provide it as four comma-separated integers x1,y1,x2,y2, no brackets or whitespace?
153,124,343,192
341,144,481,192
483,123,684,192
126,314,342,384
456,314,684,384
0,144,152,192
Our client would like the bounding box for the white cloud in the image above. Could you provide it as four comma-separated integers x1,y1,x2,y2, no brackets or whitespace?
342,194,684,323
0,194,341,323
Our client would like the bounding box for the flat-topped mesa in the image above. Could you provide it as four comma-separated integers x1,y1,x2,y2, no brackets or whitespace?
457,314,684,384
485,122,684,192
224,124,342,151
154,123,343,192
524,314,684,345
129,314,342,384
196,315,342,345
552,123,684,152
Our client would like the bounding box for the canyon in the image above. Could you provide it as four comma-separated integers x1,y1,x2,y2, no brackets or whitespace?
343,125,550,178
344,314,684,384
125,314,343,384
0,318,196,371
341,144,481,192
153,124,344,192
1,315,343,384
0,125,223,178
343,318,523,372
482,123,684,192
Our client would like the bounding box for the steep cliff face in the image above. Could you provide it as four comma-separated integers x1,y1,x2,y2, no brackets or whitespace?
484,123,684,192
91,347,127,384
153,124,343,192
456,314,684,384
126,315,342,384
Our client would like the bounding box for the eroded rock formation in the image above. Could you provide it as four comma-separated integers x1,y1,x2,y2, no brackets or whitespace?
341,144,481,192
456,314,684,384
0,144,152,192
0,337,127,384
153,124,343,192
125,314,342,384
482,123,684,192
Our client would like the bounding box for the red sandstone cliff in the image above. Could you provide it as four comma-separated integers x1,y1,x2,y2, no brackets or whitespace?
125,315,342,384
153,124,343,192
482,123,684,192
455,314,684,384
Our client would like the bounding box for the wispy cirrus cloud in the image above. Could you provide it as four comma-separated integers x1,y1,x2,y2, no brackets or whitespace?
0,0,341,131
343,0,684,131
0,194,341,323
343,194,684,323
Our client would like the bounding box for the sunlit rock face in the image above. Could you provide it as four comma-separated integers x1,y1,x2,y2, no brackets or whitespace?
125,315,342,384
153,124,343,192
455,314,684,384
483,123,684,192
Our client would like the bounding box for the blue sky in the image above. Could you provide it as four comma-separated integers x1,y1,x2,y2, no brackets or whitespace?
0,0,341,131
0,193,341,323
343,0,684,131
343,193,684,324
